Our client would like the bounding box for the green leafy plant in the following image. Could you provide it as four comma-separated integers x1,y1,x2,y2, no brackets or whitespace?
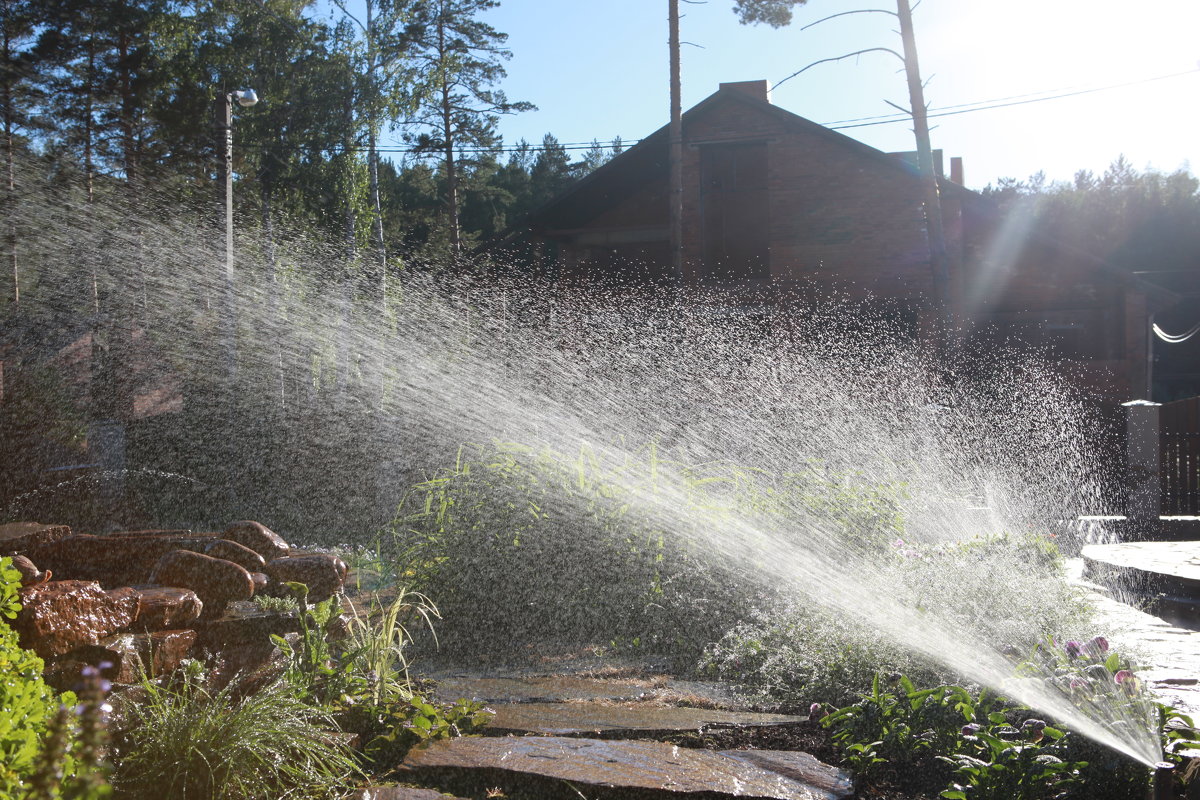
823,673,1003,783
271,581,358,706
939,722,1084,800
0,556,91,798
112,664,360,800
359,694,492,765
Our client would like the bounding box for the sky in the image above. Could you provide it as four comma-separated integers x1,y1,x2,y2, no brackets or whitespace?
374,0,1200,191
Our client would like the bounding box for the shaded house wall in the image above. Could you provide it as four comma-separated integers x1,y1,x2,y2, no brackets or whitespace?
497,81,1172,405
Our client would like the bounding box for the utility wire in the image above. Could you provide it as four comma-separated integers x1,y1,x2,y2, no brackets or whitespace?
828,67,1200,130
234,67,1200,157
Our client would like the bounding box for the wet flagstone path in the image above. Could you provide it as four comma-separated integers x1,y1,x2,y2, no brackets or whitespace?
1071,553,1200,717
398,735,852,800
358,550,1200,798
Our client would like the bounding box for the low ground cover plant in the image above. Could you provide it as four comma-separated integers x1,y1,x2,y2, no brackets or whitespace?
700,531,1092,709
819,643,1200,800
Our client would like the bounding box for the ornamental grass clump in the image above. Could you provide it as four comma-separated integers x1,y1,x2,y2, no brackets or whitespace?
111,663,360,800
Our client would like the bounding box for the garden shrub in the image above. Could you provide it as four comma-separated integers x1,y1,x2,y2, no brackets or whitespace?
701,532,1094,707
389,439,906,657
698,603,947,709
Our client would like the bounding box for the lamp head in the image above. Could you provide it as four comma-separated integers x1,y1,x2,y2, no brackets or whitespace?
233,89,258,107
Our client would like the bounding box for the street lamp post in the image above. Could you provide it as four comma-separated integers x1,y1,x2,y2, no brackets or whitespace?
214,88,258,382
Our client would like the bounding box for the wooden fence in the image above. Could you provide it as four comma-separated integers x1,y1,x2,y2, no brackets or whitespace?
1161,395,1200,515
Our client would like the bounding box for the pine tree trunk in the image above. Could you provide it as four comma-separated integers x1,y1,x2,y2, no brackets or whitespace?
437,15,459,254
365,0,387,285
368,126,386,280
3,21,16,305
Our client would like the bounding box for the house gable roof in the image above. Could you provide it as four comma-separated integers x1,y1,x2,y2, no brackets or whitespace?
490,83,971,245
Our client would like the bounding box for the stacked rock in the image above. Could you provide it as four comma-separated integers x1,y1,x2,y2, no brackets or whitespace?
0,520,348,688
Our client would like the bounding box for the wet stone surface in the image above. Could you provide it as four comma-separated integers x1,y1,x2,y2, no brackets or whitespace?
31,533,217,586
47,629,197,687
128,585,203,630
15,580,140,658
191,601,302,650
0,522,72,555
433,675,739,707
223,520,290,561
1070,557,1200,718
1083,541,1200,587
400,735,852,800
151,549,255,617
357,788,468,800
485,701,807,738
265,553,346,602
203,538,267,573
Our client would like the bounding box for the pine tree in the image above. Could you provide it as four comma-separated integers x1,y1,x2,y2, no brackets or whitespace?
405,0,533,255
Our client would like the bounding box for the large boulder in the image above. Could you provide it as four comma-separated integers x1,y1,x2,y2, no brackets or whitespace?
150,550,254,618
264,554,346,602
222,521,289,561
45,629,197,688
203,539,266,573
128,585,203,630
30,533,216,586
14,580,140,658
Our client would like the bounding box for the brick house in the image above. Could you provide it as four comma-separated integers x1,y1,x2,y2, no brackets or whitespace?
492,80,1179,405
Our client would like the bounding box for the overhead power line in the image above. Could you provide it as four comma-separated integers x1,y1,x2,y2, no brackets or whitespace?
236,67,1200,157
826,67,1200,130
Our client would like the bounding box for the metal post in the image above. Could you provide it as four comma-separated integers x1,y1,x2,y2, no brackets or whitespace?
215,93,236,382
1123,399,1162,538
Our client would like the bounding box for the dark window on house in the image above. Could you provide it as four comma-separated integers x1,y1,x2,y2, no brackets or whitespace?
700,143,769,282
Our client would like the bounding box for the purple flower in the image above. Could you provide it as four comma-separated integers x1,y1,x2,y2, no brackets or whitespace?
1084,636,1109,657
1064,641,1081,659
1115,669,1139,695
962,723,982,737
808,703,827,719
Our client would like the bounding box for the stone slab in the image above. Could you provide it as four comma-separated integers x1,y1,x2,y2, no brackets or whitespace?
356,788,467,800
1069,557,1200,719
30,533,216,586
191,601,302,650
435,675,677,705
485,702,806,737
400,736,851,799
0,522,72,555
1083,541,1200,586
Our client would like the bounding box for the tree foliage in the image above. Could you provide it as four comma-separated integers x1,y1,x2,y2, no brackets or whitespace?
732,0,809,27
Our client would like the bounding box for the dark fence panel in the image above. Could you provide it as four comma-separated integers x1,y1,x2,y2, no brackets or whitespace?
1161,396,1200,515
